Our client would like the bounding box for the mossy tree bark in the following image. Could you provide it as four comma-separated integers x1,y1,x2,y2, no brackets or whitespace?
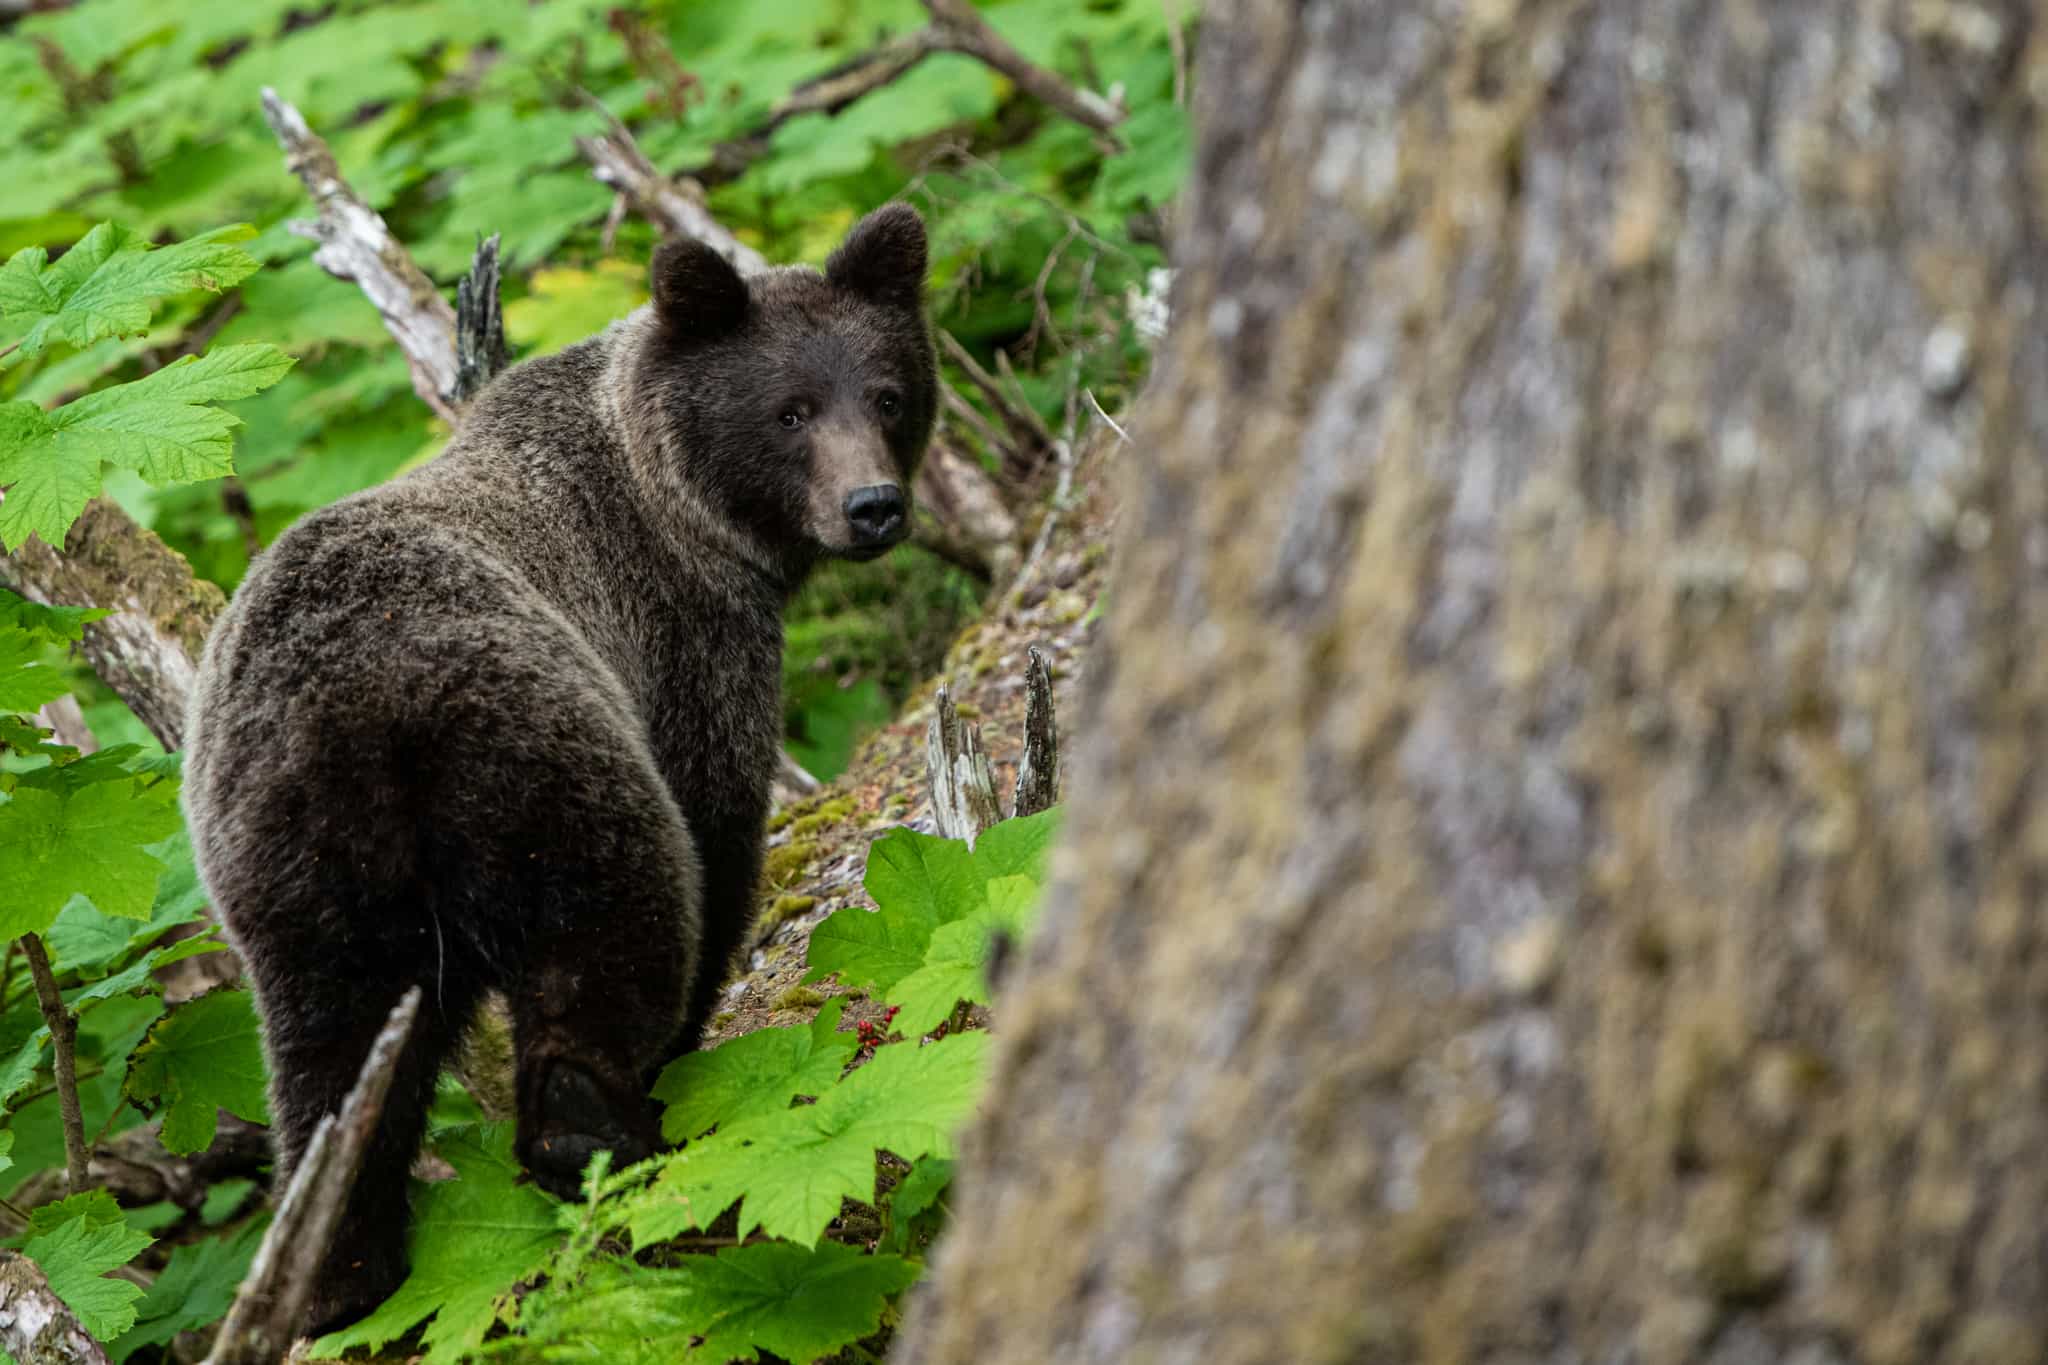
901,2,2048,1364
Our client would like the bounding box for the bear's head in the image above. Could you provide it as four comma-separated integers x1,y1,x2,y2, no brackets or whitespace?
628,204,936,583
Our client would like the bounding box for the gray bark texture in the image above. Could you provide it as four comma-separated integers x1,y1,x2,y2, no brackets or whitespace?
899,2,2048,1364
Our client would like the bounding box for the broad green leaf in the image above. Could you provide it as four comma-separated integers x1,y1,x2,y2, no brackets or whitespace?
887,875,1039,1037
0,222,259,360
505,259,648,358
313,1124,562,1365
0,626,70,714
968,807,1062,883
0,588,108,643
671,1240,921,1364
0,774,182,937
632,1031,990,1247
803,902,935,995
862,827,979,930
20,1191,154,1341
46,830,211,978
0,999,48,1111
0,1128,14,1179
654,997,857,1143
123,989,269,1154
109,1217,266,1363
0,343,293,550
885,1154,954,1254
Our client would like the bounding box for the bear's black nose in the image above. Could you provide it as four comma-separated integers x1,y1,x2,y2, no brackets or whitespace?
845,484,907,547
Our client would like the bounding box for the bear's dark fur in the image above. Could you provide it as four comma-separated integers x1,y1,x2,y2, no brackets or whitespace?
180,205,935,1333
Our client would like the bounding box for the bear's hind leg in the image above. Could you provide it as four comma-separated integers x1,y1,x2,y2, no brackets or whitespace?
507,821,697,1199
254,969,476,1336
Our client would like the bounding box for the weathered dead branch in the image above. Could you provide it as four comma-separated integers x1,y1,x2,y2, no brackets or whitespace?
926,684,1002,846
452,233,509,403
0,1252,109,1365
573,109,769,275
1012,645,1059,817
938,331,1056,481
693,0,1124,187
913,443,1020,582
260,88,461,424
0,499,222,750
204,987,421,1365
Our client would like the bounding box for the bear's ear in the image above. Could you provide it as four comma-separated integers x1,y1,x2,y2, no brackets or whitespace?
651,238,749,339
826,203,926,309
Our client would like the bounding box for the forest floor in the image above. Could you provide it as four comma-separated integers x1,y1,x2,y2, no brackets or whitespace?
710,420,1123,1050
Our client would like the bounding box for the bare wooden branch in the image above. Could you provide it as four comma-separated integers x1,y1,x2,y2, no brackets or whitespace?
774,751,823,806
453,234,509,402
914,443,1020,582
574,107,768,275
692,0,1122,187
32,695,96,755
1012,645,1059,818
259,88,462,424
921,0,1124,137
0,1251,109,1365
939,332,1056,481
205,987,422,1365
939,384,1022,475
20,936,86,1194
0,499,223,750
926,685,1001,847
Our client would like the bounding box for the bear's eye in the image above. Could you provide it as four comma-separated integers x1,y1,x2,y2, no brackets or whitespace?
778,410,804,430
877,392,901,418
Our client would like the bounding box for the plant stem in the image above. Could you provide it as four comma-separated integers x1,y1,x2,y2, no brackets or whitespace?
19,935,89,1192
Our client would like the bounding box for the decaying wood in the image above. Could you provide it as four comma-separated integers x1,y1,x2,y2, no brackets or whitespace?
205,987,421,1365
911,442,1020,583
0,1251,109,1365
924,684,1000,846
452,233,509,403
20,935,86,1194
1010,646,1058,818
775,751,823,804
903,1,2048,1362
0,499,222,750
260,88,461,424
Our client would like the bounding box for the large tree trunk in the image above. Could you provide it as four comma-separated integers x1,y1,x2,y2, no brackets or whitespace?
902,2,2048,1363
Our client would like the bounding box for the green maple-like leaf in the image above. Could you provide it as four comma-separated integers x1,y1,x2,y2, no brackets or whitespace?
0,343,295,551
0,222,261,361
314,1124,565,1365
806,810,1061,994
670,1240,921,1364
630,1031,991,1247
0,772,182,939
20,1191,155,1342
653,997,857,1143
109,1217,266,1362
123,989,270,1154
0,588,109,644
887,875,1040,1037
0,626,72,715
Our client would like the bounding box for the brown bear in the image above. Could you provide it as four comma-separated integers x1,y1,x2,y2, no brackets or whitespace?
180,204,935,1332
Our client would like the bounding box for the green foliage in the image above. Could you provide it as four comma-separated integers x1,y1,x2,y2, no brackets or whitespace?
888,872,1039,1036
628,1030,990,1247
108,1216,266,1362
0,760,182,939
19,1191,155,1342
124,988,270,1154
314,1124,564,1364
653,996,859,1144
0,223,260,360
509,1240,923,1365
807,808,1059,998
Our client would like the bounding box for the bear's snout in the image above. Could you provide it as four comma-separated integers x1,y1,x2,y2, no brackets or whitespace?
844,483,908,552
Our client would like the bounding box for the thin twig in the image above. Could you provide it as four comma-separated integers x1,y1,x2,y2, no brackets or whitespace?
205,987,422,1365
1084,389,1130,445
20,935,87,1193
